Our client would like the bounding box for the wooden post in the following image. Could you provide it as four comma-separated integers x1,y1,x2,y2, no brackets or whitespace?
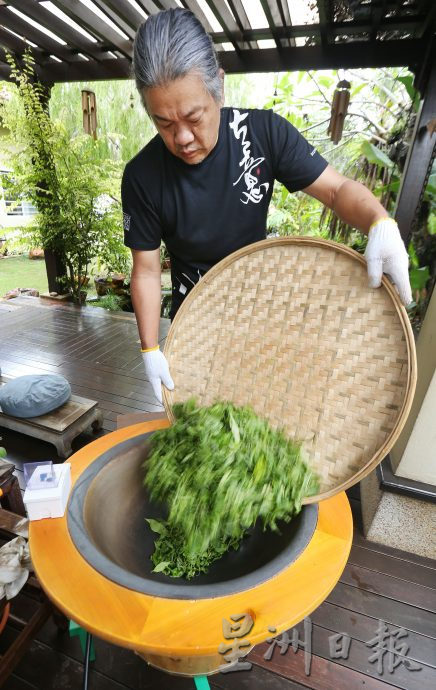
36,81,68,293
44,248,67,294
394,45,436,244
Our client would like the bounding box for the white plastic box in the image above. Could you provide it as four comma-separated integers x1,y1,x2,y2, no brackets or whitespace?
23,462,71,520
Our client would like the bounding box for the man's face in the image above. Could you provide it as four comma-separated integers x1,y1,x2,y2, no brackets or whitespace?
143,72,223,165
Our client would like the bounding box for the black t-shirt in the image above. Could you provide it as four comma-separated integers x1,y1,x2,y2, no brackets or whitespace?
122,107,328,318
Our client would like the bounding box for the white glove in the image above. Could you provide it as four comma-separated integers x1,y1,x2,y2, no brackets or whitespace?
142,347,174,404
364,218,412,306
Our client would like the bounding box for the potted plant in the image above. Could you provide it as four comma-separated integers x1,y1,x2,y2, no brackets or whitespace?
160,243,171,270
91,212,131,297
92,237,131,297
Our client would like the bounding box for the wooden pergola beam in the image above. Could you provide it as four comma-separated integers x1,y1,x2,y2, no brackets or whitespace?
85,0,142,37
0,38,428,83
1,2,132,61
370,0,387,41
0,1,433,84
0,27,30,54
414,1,436,39
183,0,245,52
278,0,294,48
8,0,104,56
259,0,286,51
0,7,71,60
224,0,259,50
212,17,429,44
395,46,436,244
51,0,135,56
219,40,426,74
180,0,215,35
206,0,247,52
0,56,132,82
0,6,131,77
316,0,329,47
0,40,107,69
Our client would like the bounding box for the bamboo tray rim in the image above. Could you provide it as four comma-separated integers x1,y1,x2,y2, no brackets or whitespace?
163,237,417,502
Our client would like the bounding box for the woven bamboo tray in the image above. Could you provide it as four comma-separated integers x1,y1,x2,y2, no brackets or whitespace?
163,237,417,503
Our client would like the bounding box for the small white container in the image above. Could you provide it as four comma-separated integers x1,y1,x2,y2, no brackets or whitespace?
23,463,71,520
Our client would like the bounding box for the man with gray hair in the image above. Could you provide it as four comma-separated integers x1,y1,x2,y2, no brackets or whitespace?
122,7,412,405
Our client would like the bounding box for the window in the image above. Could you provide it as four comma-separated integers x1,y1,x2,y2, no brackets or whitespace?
0,171,37,216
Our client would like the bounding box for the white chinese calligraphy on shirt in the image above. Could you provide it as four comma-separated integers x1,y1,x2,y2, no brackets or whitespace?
229,109,270,205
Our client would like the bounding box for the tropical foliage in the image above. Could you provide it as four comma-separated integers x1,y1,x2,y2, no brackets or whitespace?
262,68,435,324
264,68,415,239
0,52,130,301
1,60,434,321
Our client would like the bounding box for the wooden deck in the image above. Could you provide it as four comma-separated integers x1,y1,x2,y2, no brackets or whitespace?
0,297,435,690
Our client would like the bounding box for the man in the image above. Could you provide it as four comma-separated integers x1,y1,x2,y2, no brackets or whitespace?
122,8,412,405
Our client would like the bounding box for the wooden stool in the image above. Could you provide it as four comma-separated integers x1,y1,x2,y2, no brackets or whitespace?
0,375,103,459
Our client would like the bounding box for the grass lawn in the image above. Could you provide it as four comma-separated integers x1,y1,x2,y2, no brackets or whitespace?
0,255,49,297
0,255,170,307
0,255,101,301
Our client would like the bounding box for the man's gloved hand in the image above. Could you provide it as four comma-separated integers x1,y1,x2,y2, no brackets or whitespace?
141,346,174,405
364,218,412,306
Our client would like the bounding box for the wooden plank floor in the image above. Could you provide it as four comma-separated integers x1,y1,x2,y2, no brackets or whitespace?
0,298,435,690
0,297,168,485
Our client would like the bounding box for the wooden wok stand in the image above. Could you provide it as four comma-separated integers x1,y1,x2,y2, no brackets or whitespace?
29,419,353,689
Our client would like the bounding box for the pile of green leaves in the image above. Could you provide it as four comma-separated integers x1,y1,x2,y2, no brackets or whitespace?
144,400,319,579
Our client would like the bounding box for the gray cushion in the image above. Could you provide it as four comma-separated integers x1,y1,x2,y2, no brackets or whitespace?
0,375,71,418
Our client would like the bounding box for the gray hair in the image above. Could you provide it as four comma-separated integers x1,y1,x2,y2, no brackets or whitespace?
133,8,222,106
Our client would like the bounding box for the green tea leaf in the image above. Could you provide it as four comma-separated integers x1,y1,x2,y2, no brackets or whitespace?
228,410,241,443
145,518,166,535
144,400,319,579
152,561,171,573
